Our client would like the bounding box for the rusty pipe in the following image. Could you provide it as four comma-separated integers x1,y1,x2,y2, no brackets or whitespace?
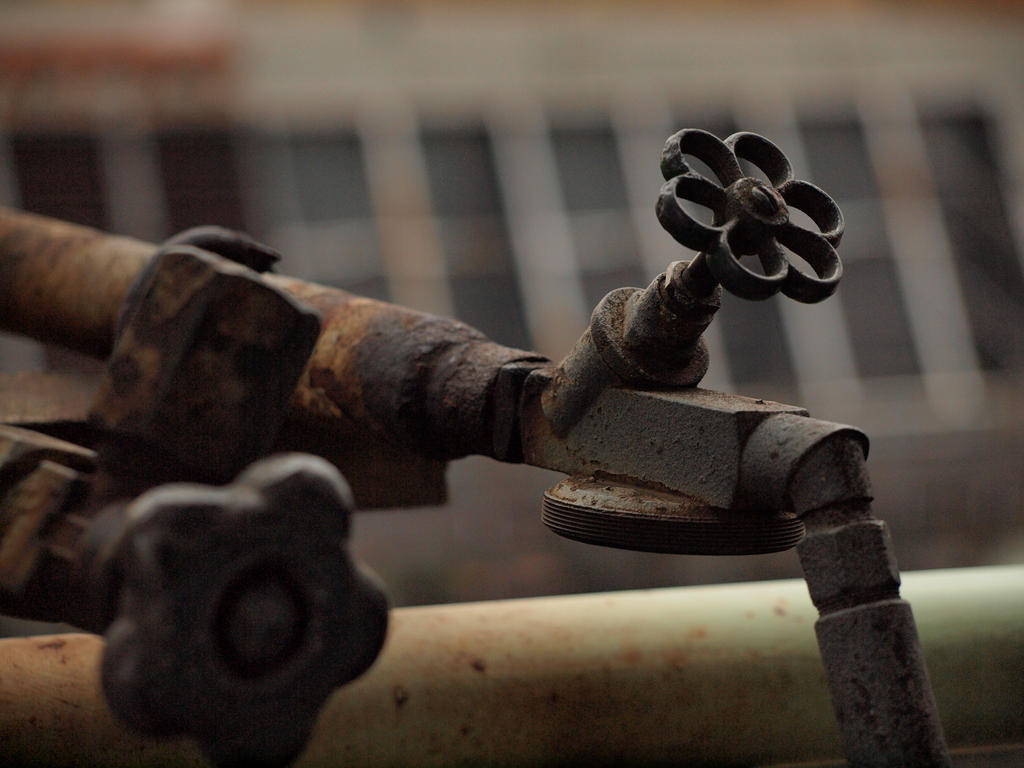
0,208,151,358
0,207,546,465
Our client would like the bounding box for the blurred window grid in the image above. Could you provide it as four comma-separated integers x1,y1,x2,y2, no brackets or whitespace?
2,93,1023,609
421,124,531,350
0,103,1018,403
257,128,390,301
549,121,647,310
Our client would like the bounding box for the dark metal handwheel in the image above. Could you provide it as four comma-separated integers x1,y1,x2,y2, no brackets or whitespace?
656,128,844,303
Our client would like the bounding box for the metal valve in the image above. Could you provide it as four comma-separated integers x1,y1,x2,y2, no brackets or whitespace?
96,453,388,768
535,128,851,556
540,128,848,438
656,128,844,303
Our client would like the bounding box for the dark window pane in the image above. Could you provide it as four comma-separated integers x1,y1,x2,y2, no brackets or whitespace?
920,106,1024,370
12,132,107,229
422,126,503,217
550,123,628,212
549,123,643,301
287,220,387,299
799,116,879,200
289,131,371,221
422,125,530,349
717,293,794,388
156,128,245,234
434,216,529,350
581,265,647,311
842,256,921,378
449,273,529,349
568,210,645,307
833,200,921,378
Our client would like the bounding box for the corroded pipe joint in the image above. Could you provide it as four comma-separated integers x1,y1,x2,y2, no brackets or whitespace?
541,262,720,437
785,438,951,767
276,277,548,463
738,412,870,513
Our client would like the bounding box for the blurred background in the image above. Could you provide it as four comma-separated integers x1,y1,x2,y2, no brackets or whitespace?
1,0,1023,614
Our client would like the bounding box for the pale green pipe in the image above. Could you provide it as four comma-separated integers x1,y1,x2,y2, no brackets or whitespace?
0,566,1021,767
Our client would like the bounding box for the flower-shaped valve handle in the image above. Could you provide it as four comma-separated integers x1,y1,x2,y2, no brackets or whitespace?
656,129,844,303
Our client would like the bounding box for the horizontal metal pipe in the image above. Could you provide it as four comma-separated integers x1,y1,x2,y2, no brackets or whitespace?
0,207,541,466
0,207,152,358
0,565,1020,767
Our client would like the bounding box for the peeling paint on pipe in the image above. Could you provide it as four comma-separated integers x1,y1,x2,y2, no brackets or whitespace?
0,566,1021,767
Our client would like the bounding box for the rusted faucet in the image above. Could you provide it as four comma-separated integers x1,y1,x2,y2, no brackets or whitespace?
0,128,951,767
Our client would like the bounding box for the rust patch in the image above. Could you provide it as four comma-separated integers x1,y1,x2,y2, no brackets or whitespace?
621,648,643,665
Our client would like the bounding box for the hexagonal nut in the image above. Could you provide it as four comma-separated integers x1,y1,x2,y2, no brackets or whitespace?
100,453,388,767
91,245,321,483
799,519,900,610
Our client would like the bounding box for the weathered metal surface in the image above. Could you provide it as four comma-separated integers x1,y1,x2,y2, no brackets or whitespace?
0,426,96,612
0,423,96,481
0,450,390,767
2,567,1021,767
523,374,807,510
0,371,100,429
657,128,843,303
540,273,720,436
92,244,321,485
537,130,846,444
793,439,951,767
0,221,392,766
270,274,546,462
738,411,869,511
541,475,803,555
0,460,86,594
96,454,388,768
811,600,951,768
0,207,152,358
0,206,542,504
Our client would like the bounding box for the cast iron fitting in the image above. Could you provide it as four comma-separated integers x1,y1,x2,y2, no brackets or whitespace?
341,307,547,461
738,412,870,513
541,263,721,437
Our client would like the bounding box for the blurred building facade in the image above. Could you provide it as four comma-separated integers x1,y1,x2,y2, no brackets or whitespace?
1,1,1023,605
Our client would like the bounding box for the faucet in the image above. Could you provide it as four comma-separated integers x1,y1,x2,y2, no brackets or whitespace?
0,128,951,767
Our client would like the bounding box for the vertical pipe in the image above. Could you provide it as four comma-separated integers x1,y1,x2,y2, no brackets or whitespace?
792,437,951,767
